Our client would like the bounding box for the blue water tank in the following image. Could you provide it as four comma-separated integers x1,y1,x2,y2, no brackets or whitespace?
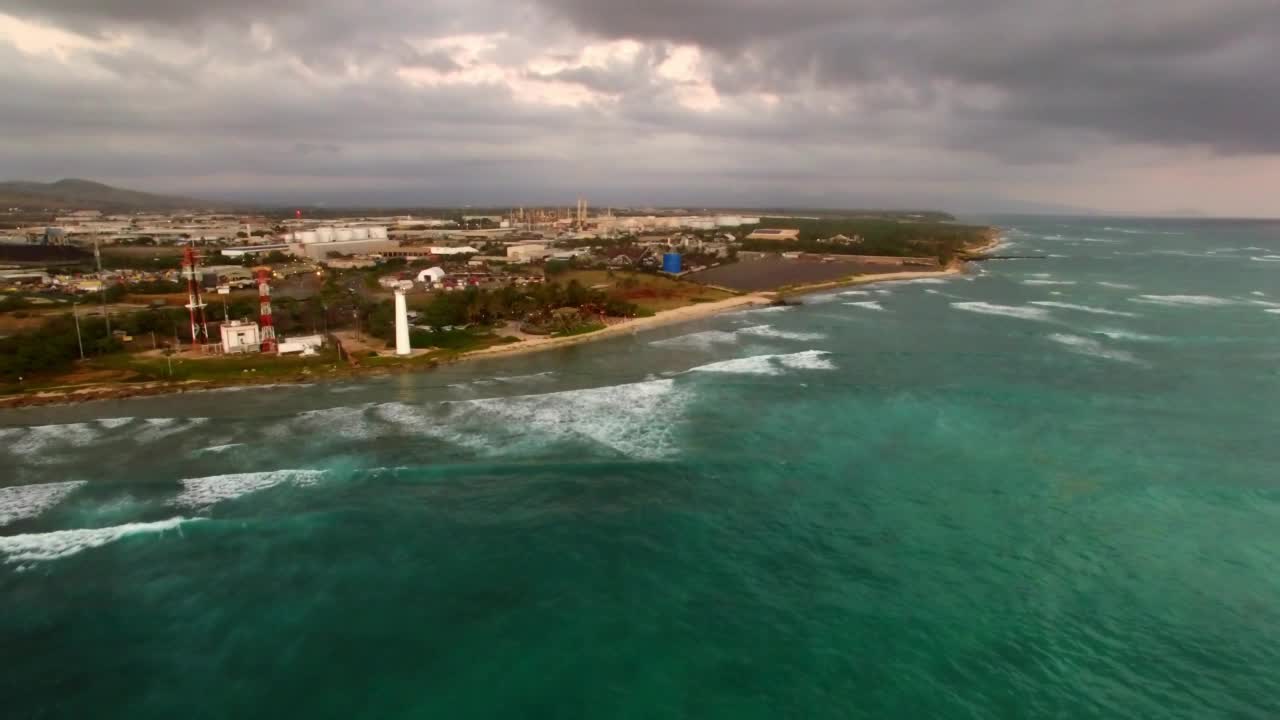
663,253,682,274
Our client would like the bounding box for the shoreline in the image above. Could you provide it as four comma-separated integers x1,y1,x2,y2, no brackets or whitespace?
0,261,978,410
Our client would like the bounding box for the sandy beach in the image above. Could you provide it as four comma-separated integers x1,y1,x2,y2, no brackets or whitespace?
458,293,773,362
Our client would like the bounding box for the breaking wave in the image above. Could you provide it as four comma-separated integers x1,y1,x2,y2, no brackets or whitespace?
0,518,200,564
951,302,1053,322
651,329,741,349
0,481,87,526
1095,329,1164,342
688,350,835,376
1022,280,1077,286
737,325,827,342
1131,295,1235,307
1250,255,1280,263
1097,281,1137,290
1049,334,1140,364
195,443,245,455
844,301,886,311
4,423,103,460
172,470,327,510
876,277,951,286
378,378,692,460
1029,301,1138,318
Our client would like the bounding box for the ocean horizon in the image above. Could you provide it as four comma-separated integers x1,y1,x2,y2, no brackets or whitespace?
3,216,1279,718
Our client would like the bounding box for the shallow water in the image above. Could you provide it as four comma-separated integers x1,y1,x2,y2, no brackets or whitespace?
3,217,1280,718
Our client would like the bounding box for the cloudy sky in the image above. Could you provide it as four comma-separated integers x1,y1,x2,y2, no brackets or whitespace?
1,0,1277,215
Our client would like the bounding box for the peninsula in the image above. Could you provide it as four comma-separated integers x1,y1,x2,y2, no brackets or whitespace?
0,190,998,407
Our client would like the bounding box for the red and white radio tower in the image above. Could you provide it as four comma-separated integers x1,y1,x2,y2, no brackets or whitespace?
257,267,278,353
182,244,210,347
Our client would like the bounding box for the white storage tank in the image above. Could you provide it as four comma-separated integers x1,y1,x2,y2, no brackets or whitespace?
369,227,389,240
335,228,354,242
350,227,370,240
315,226,336,243
298,230,319,244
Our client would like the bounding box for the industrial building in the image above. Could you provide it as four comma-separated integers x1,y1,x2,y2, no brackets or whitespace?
506,244,551,262
746,228,802,241
219,320,262,354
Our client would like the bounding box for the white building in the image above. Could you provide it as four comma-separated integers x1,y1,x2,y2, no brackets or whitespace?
278,334,323,355
416,267,447,284
220,320,261,354
506,244,551,262
429,246,479,256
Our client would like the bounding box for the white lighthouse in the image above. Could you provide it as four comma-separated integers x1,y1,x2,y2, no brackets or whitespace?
394,289,411,356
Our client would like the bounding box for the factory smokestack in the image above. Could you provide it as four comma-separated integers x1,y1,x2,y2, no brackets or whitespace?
394,289,411,356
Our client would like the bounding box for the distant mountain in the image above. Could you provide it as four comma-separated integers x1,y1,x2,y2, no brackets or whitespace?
0,179,225,211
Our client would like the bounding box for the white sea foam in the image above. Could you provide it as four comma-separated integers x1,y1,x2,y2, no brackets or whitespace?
1097,281,1136,290
195,443,245,455
1252,291,1267,297
0,481,87,526
1266,309,1280,316
1131,295,1235,307
839,290,871,296
844,301,886,311
1049,334,1139,363
329,384,371,394
779,350,838,371
743,305,792,314
951,302,1052,321
1022,280,1077,286
876,277,950,286
1095,329,1163,342
493,371,556,383
1029,301,1138,318
1028,273,1054,279
98,417,134,430
286,404,378,440
1250,255,1280,262
5,423,101,461
0,518,199,563
133,417,209,444
737,325,827,341
1079,237,1119,243
689,350,835,376
172,470,326,509
438,379,690,459
651,330,740,349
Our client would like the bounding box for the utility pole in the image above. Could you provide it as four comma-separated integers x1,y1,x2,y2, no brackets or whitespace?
94,238,111,336
72,302,85,360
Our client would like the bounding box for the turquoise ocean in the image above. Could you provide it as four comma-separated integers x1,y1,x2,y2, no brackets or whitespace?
2,217,1279,718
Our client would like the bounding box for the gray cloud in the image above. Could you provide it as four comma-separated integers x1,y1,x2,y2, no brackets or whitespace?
0,0,1277,214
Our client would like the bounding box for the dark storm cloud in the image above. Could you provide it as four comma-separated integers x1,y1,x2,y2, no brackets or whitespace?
0,0,1277,212
536,0,1280,154
0,0,307,30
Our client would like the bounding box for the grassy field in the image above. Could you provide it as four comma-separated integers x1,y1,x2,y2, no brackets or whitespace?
88,348,347,382
559,270,735,313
